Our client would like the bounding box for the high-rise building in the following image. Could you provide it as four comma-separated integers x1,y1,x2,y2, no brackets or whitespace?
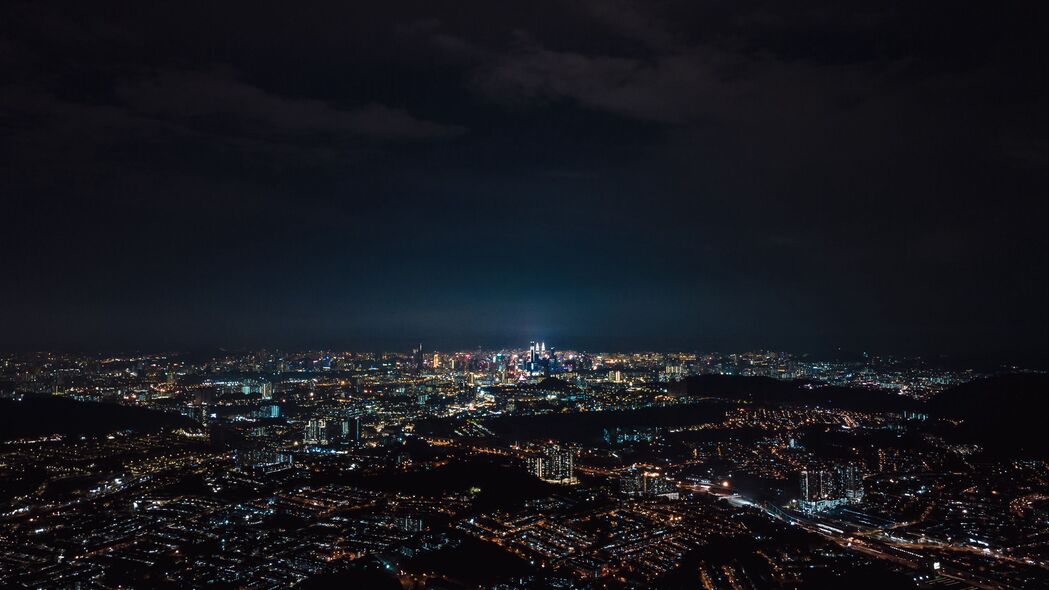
239,379,273,398
304,418,328,445
604,426,662,445
800,469,820,504
236,449,293,474
838,464,864,504
546,445,573,482
659,365,684,382
618,467,677,498
799,469,824,502
528,444,574,484
257,404,280,419
526,455,544,478
799,464,862,512
338,415,361,444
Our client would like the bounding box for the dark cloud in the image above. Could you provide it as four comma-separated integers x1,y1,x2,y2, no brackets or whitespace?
0,0,1045,360
472,42,888,124
572,0,681,51
116,69,464,142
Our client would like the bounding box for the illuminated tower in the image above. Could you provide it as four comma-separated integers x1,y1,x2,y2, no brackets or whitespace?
339,415,361,444
526,444,574,483
838,464,864,504
304,418,328,445
412,343,424,369
799,469,832,502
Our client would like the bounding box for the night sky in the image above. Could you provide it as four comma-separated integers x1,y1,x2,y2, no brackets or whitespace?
2,1,1046,360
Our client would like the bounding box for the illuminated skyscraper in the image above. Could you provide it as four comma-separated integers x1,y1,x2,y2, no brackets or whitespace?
304,418,328,445
339,415,361,444
618,466,676,498
258,404,280,419
528,444,575,484
412,343,424,369
838,464,864,504
799,464,861,512
799,469,828,503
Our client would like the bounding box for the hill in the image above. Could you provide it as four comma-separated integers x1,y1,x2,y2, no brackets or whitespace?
0,396,194,441
669,374,921,413
927,373,1048,458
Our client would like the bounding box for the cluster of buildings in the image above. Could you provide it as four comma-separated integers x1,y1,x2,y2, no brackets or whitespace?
526,444,575,484
618,466,677,498
797,464,864,513
302,415,360,446
0,347,1043,589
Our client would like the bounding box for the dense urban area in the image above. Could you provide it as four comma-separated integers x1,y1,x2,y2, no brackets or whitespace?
0,346,1046,589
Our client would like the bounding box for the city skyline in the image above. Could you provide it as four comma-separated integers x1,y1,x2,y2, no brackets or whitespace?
3,343,1041,373
1,1,1046,588
1,347,1045,588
